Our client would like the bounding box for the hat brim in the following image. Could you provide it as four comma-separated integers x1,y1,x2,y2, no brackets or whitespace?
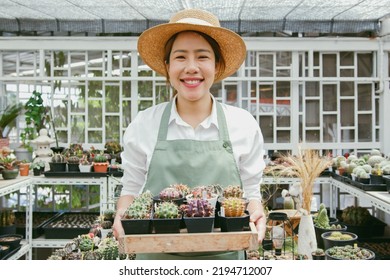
137,23,246,82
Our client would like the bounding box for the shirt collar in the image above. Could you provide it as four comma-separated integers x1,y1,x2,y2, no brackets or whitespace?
169,94,219,129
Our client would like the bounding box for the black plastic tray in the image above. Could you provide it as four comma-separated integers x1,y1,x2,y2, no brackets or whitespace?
0,245,21,260
350,180,387,191
15,212,62,238
44,171,108,178
42,212,99,239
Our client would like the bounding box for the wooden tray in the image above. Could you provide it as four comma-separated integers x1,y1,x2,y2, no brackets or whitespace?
118,222,258,254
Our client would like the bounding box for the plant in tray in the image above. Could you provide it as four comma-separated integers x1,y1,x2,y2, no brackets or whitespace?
186,185,219,208
79,154,92,172
30,160,45,176
311,248,325,260
321,231,358,250
67,155,80,172
222,185,244,198
218,197,249,232
49,152,66,172
155,186,185,206
181,199,215,233
92,152,109,173
121,191,153,234
152,201,182,233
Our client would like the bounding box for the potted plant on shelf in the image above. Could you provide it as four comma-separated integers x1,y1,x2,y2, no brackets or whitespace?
0,153,20,180
311,248,325,260
79,155,92,172
67,155,80,172
92,152,109,173
30,160,45,176
49,152,67,172
0,103,23,149
180,199,215,233
18,160,30,176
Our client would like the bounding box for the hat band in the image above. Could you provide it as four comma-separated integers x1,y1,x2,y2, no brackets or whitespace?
176,17,215,27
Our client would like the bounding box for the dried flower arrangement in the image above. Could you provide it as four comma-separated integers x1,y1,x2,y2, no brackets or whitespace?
267,148,332,215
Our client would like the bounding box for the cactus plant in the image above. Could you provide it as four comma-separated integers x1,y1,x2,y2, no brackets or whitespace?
159,187,183,201
181,199,214,217
123,200,151,219
220,197,246,217
153,201,181,219
341,206,371,226
171,183,191,196
93,153,108,163
51,152,66,163
223,185,243,198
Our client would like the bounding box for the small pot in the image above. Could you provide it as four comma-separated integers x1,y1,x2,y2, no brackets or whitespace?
152,217,182,234
321,231,358,250
183,216,214,233
0,234,23,250
218,211,249,232
121,218,152,235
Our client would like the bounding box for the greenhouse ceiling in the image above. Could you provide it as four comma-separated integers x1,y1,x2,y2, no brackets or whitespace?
0,0,390,36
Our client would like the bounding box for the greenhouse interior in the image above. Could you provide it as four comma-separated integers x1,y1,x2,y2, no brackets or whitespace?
1,0,390,261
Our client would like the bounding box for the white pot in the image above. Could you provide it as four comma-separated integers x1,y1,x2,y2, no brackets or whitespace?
297,214,317,260
79,164,92,172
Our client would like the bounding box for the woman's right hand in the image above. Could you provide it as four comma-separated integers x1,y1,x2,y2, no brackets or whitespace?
112,214,125,239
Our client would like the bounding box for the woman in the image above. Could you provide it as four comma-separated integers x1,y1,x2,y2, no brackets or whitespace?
113,8,266,259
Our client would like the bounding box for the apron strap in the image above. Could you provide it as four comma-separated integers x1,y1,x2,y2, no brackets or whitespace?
157,99,230,141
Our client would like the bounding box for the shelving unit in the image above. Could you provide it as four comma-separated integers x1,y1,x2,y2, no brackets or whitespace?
0,177,32,260
1,174,389,260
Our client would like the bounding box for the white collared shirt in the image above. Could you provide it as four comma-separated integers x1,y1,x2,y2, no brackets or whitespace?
120,96,265,200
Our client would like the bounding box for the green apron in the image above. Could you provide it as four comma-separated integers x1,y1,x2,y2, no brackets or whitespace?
138,100,244,260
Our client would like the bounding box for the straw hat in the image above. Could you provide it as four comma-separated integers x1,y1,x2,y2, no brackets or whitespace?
138,9,246,82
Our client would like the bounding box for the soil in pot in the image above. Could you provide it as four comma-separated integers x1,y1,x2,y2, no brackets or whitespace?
0,234,23,250
0,244,10,259
315,224,347,249
321,231,358,250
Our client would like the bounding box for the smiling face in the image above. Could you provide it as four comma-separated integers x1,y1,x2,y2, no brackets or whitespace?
166,31,218,103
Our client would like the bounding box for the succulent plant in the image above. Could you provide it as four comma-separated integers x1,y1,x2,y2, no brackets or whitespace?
220,197,246,217
82,250,102,260
153,201,181,219
100,220,112,229
191,185,214,199
123,200,151,219
341,206,371,226
98,238,120,260
326,245,374,260
51,152,66,163
79,235,95,251
93,153,108,163
103,209,115,221
171,183,191,196
326,231,353,240
181,199,214,217
67,155,80,164
159,187,183,200
223,185,243,198
367,155,385,167
313,203,330,229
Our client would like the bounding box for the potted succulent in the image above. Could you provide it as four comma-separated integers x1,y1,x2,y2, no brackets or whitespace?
92,152,109,173
218,197,249,232
186,185,219,208
311,248,325,260
18,160,30,176
321,231,358,250
313,203,347,249
49,152,66,172
152,201,182,234
370,163,384,184
30,160,46,176
67,155,80,172
121,191,153,234
0,154,20,180
79,155,92,172
222,185,244,198
325,245,375,260
154,186,185,206
180,199,215,233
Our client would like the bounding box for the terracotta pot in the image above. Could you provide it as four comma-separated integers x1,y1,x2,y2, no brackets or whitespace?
93,162,108,173
19,163,30,176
